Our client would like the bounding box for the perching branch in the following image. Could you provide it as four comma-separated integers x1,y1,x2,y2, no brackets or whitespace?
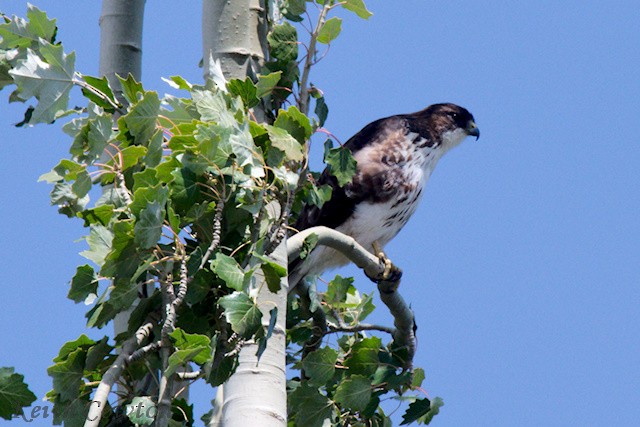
84,317,156,427
288,227,387,281
288,226,417,368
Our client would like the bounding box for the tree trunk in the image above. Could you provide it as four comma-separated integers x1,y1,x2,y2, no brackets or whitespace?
99,0,148,401
202,1,287,425
99,0,145,106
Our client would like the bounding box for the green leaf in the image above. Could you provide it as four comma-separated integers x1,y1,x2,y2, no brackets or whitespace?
192,88,236,126
299,233,319,260
274,105,312,144
324,140,357,186
104,146,147,177
256,307,278,360
67,112,113,163
130,184,169,217
227,77,259,109
134,200,164,249
100,219,147,280
169,329,212,366
317,17,342,44
219,292,262,338
400,397,442,425
265,125,304,162
0,367,37,420
68,265,98,303
71,169,91,198
0,5,56,49
259,258,287,293
281,0,306,22
145,129,164,167
25,5,57,41
302,347,338,386
170,167,200,210
126,396,156,425
80,75,117,113
344,337,381,376
212,253,245,291
78,204,114,227
48,391,94,427
80,224,113,267
53,334,95,363
9,42,75,124
121,91,160,144
256,71,282,98
289,384,334,427
163,75,192,91
333,375,372,412
84,337,113,372
118,73,144,105
314,96,329,127
342,0,373,19
268,22,298,62
326,275,353,303
411,367,425,389
47,349,85,402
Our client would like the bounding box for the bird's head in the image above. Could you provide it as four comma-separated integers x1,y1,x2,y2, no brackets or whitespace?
415,103,480,151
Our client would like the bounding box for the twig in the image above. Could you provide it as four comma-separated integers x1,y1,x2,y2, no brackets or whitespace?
327,323,395,335
127,340,162,364
296,280,328,357
298,3,331,115
199,199,225,270
84,317,156,427
73,75,124,114
173,249,188,309
156,271,176,427
177,371,202,380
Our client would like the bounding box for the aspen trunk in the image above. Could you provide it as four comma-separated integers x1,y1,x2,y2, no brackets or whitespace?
202,1,288,425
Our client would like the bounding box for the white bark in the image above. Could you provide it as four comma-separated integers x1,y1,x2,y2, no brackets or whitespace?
99,0,145,105
202,0,267,82
221,244,288,427
100,0,146,338
203,2,286,426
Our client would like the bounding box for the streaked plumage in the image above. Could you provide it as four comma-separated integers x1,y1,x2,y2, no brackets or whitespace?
289,103,479,288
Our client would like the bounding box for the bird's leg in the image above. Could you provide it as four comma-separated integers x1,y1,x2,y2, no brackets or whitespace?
369,242,402,288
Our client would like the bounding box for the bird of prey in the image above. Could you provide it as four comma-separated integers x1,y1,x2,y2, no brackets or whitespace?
289,103,479,289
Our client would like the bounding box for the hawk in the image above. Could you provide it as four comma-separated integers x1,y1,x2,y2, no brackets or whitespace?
289,103,479,289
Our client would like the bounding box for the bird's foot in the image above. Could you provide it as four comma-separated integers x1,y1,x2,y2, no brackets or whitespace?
368,242,402,290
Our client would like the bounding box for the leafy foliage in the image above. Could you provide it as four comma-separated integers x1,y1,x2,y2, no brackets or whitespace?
0,367,37,420
1,1,441,426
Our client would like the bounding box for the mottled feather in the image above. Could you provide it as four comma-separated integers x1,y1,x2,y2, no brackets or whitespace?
289,103,479,289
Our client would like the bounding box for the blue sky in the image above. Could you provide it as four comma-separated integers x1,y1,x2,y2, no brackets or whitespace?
2,1,639,426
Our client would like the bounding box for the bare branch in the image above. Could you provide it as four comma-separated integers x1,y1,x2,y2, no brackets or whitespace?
199,199,225,270
327,323,395,335
127,340,162,364
173,249,188,309
298,3,331,115
156,270,177,427
84,317,156,427
177,371,203,380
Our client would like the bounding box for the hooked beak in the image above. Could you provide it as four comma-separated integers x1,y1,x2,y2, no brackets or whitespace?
466,121,480,140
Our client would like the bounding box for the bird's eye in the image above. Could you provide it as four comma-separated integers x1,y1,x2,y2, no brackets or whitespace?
448,111,458,119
